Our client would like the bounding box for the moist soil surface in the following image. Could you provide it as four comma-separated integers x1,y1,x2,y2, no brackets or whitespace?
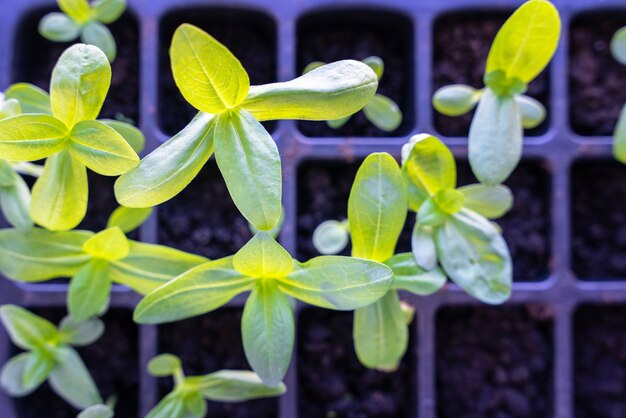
436,305,553,418
297,160,551,281
569,13,626,136
297,308,415,418
574,305,626,418
157,309,279,418
297,10,414,137
14,8,139,123
157,160,252,259
433,12,549,137
11,309,139,418
158,8,277,135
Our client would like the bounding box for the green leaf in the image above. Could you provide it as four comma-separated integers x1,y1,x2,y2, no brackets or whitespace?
277,256,392,310
148,354,182,377
134,257,255,324
106,206,152,233
312,220,349,255
468,88,522,185
190,370,286,401
363,94,402,132
386,253,446,295
81,22,117,62
92,0,126,24
458,184,513,219
411,223,437,271
59,316,105,346
0,173,34,231
401,134,456,211
39,13,81,42
349,153,407,262
433,189,464,215
302,61,326,74
114,113,215,208
171,24,249,114
214,110,282,231
417,197,448,227
432,84,481,117
515,95,546,129
436,209,512,304
100,119,145,153
78,404,114,418
248,206,285,239
31,150,88,231
49,346,102,409
0,228,92,282
0,160,14,187
51,44,111,128
486,0,560,84
614,102,626,164
109,241,208,294
613,26,626,65
184,391,206,418
326,115,350,129
23,349,55,390
0,353,41,396
68,259,112,321
242,60,378,121
363,56,384,79
0,98,22,119
83,227,129,260
354,291,407,371
145,393,186,418
233,232,293,278
0,114,67,161
0,305,58,351
58,0,92,23
4,83,52,114
242,281,294,387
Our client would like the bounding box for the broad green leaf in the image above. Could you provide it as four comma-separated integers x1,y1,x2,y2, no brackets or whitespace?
59,316,104,346
78,404,114,418
81,22,117,62
0,98,22,119
134,257,255,324
515,95,546,129
92,0,126,24
327,115,350,129
148,354,182,377
115,113,215,208
402,134,456,211
312,220,349,255
278,256,392,310
0,305,58,351
68,259,112,321
49,346,102,409
83,227,129,260
354,291,407,371
214,110,282,231
184,391,206,418
0,173,34,231
363,94,402,132
417,197,448,227
242,281,294,387
0,353,41,396
100,119,145,153
436,209,512,304
386,253,446,295
4,83,52,114
349,153,407,262
145,393,186,418
31,150,88,231
109,241,207,294
363,56,384,79
39,13,81,42
58,0,92,24
433,189,464,215
458,184,513,219
0,228,91,282
0,114,67,161
107,206,152,233
486,0,560,84
432,85,481,116
614,102,626,164
51,44,111,128
468,88,522,185
411,223,437,271
23,349,54,390
171,24,249,114
233,232,293,278
242,60,378,121
190,370,286,401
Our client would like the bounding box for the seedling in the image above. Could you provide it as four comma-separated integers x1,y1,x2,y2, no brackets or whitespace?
432,0,560,185
115,24,378,234
303,56,402,132
39,0,127,62
0,305,103,409
145,354,286,418
611,26,626,163
0,206,206,321
134,231,393,386
0,45,142,231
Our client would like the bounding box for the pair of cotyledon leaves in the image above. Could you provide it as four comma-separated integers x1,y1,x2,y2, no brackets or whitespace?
433,0,560,186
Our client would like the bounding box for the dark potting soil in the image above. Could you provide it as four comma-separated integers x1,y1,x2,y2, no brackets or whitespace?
158,8,277,136
436,305,554,418
569,12,626,136
297,308,415,418
297,160,551,281
157,309,279,418
574,304,626,418
157,160,252,259
296,10,414,138
11,309,139,418
13,8,139,123
571,160,626,279
433,11,550,137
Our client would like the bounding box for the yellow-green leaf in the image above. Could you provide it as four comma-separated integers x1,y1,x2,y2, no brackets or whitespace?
4,83,52,114
68,259,112,320
233,232,293,279
0,114,67,161
82,227,129,260
99,119,145,153
92,0,126,24
58,0,92,24
106,206,152,233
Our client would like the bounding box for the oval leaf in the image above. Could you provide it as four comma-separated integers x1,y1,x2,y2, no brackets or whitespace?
458,184,513,219
363,94,402,132
386,253,446,295
92,0,126,24
233,232,293,278
49,346,102,409
0,114,67,161
39,13,81,42
81,22,117,62
432,84,480,117
4,83,52,115
192,370,286,401
68,259,112,321
148,354,182,377
0,305,58,351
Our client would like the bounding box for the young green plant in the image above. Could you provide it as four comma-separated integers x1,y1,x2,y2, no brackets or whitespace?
432,0,560,185
39,0,127,61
